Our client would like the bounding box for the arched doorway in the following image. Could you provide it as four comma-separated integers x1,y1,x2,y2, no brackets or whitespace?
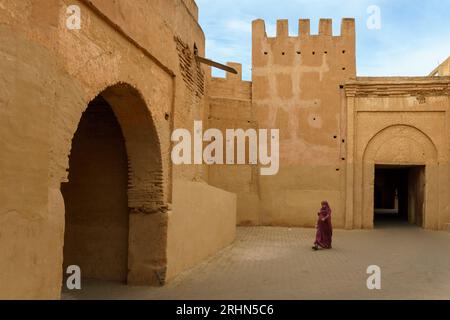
61,95,129,282
361,125,438,229
60,83,168,288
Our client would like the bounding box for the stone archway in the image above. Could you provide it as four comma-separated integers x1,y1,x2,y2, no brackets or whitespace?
61,95,130,282
360,125,438,229
60,83,169,288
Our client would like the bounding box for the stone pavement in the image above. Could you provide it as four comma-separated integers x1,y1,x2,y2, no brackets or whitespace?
63,222,450,300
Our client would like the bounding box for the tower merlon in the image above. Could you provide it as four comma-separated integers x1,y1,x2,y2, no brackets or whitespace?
319,19,332,36
226,62,243,81
209,62,243,81
298,19,310,37
252,19,267,40
277,19,289,38
341,18,355,37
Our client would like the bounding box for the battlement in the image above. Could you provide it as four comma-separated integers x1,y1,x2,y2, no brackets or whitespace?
209,62,244,81
252,18,355,39
252,18,357,75
208,62,252,101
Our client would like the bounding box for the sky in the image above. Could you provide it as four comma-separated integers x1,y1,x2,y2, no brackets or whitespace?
196,0,450,80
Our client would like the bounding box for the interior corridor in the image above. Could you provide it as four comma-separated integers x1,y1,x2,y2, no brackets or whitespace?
374,166,425,228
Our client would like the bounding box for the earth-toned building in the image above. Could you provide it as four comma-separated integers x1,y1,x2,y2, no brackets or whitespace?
0,0,449,299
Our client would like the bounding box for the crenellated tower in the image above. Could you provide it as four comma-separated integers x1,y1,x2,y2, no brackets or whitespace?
206,18,357,227
251,18,356,226
252,18,356,137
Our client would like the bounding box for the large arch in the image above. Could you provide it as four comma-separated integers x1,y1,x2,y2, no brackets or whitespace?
60,83,169,287
359,124,439,229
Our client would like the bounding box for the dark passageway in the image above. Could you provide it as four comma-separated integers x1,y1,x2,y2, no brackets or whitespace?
61,96,129,283
374,166,425,228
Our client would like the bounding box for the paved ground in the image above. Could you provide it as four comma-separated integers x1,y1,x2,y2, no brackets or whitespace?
63,221,450,300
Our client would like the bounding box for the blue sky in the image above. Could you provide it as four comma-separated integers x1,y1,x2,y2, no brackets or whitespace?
196,0,450,80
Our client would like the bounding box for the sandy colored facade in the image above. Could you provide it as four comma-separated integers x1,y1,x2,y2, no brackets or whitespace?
0,0,235,299
0,0,449,299
208,19,450,232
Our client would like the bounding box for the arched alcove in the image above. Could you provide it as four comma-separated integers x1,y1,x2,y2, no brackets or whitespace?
60,83,168,289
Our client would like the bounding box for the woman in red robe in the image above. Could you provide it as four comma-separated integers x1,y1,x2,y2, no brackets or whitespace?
312,201,333,250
